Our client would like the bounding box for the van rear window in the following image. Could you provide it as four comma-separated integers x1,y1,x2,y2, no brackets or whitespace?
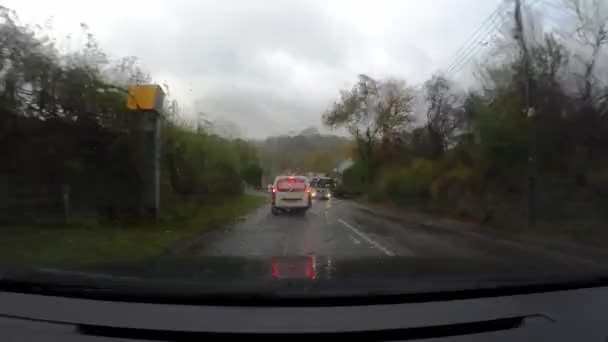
276,178,306,192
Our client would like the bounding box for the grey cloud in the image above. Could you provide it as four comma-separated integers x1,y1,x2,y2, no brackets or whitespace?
193,82,331,138
110,0,351,78
7,0,504,137
98,0,359,137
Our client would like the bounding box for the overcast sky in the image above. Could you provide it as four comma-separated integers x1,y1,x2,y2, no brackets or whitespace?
4,0,504,137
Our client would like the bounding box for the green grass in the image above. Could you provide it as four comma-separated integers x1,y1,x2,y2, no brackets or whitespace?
360,197,608,248
494,220,608,245
0,195,266,267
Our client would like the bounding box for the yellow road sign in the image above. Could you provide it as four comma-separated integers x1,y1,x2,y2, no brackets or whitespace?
126,85,165,112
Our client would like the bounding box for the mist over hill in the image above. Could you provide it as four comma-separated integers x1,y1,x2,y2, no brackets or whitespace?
255,127,352,179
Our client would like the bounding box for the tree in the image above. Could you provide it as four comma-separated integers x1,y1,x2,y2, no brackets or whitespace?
303,150,334,174
233,138,263,187
255,133,351,178
234,138,259,166
0,4,252,218
565,0,608,105
423,74,462,158
241,164,263,188
323,74,414,182
561,0,608,175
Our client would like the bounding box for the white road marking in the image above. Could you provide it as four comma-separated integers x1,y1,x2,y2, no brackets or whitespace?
348,234,361,245
338,218,397,256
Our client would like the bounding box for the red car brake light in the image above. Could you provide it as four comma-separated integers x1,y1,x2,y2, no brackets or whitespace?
307,257,313,278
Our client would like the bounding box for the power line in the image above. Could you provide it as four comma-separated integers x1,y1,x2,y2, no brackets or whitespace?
447,12,511,76
444,2,505,71
447,11,509,76
446,0,551,76
443,1,509,73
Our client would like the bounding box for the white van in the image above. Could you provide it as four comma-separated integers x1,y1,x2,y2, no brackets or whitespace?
271,175,312,215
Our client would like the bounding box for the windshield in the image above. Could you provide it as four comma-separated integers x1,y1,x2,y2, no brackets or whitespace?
315,178,335,188
1,0,608,295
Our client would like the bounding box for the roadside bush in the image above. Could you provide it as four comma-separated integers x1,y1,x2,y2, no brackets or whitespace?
241,164,263,188
368,181,388,202
163,125,250,202
333,183,355,198
587,168,608,197
381,159,434,205
430,163,474,200
0,5,265,222
341,162,368,194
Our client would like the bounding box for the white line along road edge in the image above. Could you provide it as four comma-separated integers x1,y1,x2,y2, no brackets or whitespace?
338,218,397,256
348,234,361,245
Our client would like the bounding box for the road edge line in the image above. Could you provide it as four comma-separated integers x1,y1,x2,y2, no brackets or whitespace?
338,218,397,256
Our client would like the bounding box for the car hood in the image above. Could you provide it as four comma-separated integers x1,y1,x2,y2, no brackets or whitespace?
2,255,606,302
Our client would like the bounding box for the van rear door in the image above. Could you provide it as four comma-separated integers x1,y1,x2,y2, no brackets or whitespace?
275,177,308,206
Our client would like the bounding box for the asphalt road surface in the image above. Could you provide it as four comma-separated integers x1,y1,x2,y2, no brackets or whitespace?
178,198,608,272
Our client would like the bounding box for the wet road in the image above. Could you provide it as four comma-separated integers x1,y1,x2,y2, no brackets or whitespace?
181,198,607,271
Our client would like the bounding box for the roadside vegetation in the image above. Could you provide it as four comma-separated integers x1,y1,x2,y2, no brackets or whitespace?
0,6,266,264
325,0,608,236
0,195,266,267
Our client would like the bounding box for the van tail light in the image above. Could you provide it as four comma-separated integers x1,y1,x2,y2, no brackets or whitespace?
307,257,313,278
271,186,276,201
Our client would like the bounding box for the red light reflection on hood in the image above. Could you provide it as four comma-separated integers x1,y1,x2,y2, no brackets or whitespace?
271,256,315,279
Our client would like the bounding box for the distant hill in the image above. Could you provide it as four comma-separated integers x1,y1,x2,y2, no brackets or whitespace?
255,130,352,180
298,126,321,137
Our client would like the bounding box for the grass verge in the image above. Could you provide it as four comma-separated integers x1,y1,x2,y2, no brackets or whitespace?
357,197,608,252
0,194,266,267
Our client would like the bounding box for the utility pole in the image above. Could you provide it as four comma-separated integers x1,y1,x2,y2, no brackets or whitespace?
514,0,536,226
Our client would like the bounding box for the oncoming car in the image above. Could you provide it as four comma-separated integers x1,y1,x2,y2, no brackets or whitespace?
271,176,312,215
311,177,334,200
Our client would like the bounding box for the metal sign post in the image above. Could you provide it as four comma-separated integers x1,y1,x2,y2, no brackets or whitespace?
127,85,165,219
140,110,161,218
